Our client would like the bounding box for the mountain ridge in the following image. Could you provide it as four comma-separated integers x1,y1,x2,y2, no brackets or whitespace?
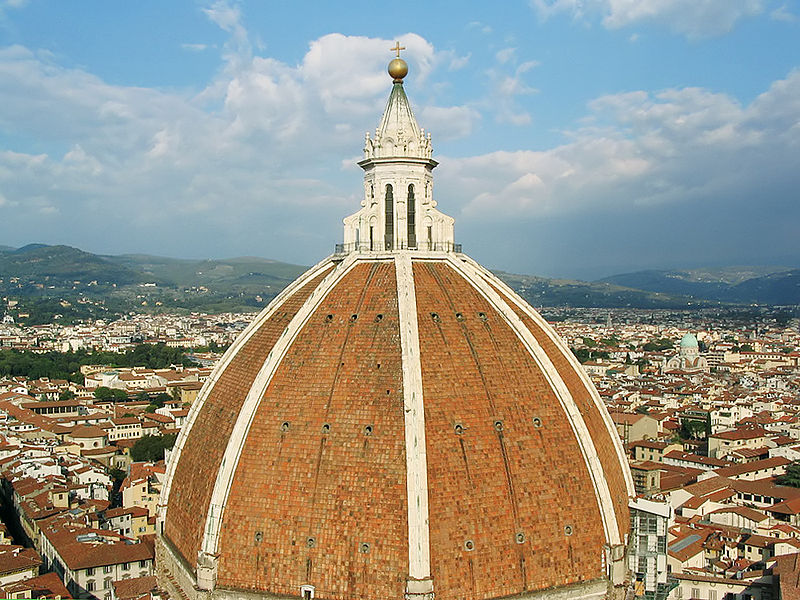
600,267,799,305
0,245,797,325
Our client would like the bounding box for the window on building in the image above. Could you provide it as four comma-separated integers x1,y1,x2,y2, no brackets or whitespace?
692,588,701,599
122,562,129,570
709,590,717,600
139,560,147,568
103,565,112,574
87,567,95,576
87,581,95,592
407,184,416,248
384,184,394,249
104,579,112,589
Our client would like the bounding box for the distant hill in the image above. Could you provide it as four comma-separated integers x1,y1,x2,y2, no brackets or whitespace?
104,253,306,288
731,269,800,305
599,267,799,305
0,244,310,322
0,244,141,285
496,272,702,309
1,244,797,324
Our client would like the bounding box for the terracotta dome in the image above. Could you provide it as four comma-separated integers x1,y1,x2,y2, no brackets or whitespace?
157,55,634,600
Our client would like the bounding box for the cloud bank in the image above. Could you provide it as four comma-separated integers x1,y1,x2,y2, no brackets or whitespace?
0,3,797,278
531,0,768,38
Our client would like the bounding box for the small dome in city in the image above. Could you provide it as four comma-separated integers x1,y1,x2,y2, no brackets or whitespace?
680,333,699,348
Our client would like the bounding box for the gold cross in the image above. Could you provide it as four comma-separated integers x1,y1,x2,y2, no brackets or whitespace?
390,41,405,58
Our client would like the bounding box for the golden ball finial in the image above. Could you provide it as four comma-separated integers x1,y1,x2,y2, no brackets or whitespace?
388,58,408,82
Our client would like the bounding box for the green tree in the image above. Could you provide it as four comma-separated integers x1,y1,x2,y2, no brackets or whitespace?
130,434,177,462
777,462,800,488
108,467,127,508
58,389,75,401
94,386,113,400
679,418,707,440
643,338,673,352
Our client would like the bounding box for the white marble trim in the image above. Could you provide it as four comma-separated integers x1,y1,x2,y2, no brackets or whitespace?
395,252,432,581
199,253,361,562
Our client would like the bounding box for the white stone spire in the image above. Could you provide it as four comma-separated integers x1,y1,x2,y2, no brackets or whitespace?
362,82,432,161
342,47,455,253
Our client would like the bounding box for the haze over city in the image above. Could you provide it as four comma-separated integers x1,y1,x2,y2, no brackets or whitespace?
1,0,799,279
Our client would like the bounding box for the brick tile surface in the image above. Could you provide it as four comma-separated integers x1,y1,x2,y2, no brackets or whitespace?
413,261,606,599
216,262,408,599
489,281,631,537
164,266,333,567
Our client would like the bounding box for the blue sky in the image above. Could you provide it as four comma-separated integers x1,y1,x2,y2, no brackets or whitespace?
0,0,798,279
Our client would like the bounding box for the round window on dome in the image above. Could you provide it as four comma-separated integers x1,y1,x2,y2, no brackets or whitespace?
464,539,475,551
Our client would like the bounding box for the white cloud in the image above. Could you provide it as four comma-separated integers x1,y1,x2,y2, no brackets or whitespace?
420,105,481,140
771,2,798,21
531,0,767,38
441,70,800,222
181,43,211,52
496,48,516,64
466,21,493,34
0,29,474,260
447,52,471,70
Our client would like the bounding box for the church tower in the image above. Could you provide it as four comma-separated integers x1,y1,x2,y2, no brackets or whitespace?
341,44,455,253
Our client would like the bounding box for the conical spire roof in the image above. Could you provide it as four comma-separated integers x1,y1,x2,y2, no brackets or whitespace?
363,57,432,161
376,82,422,148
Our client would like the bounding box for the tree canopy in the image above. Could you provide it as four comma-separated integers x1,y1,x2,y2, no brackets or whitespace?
130,434,177,462
777,461,800,488
0,343,194,383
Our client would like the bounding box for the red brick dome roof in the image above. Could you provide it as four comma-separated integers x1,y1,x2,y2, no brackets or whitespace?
157,252,633,600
